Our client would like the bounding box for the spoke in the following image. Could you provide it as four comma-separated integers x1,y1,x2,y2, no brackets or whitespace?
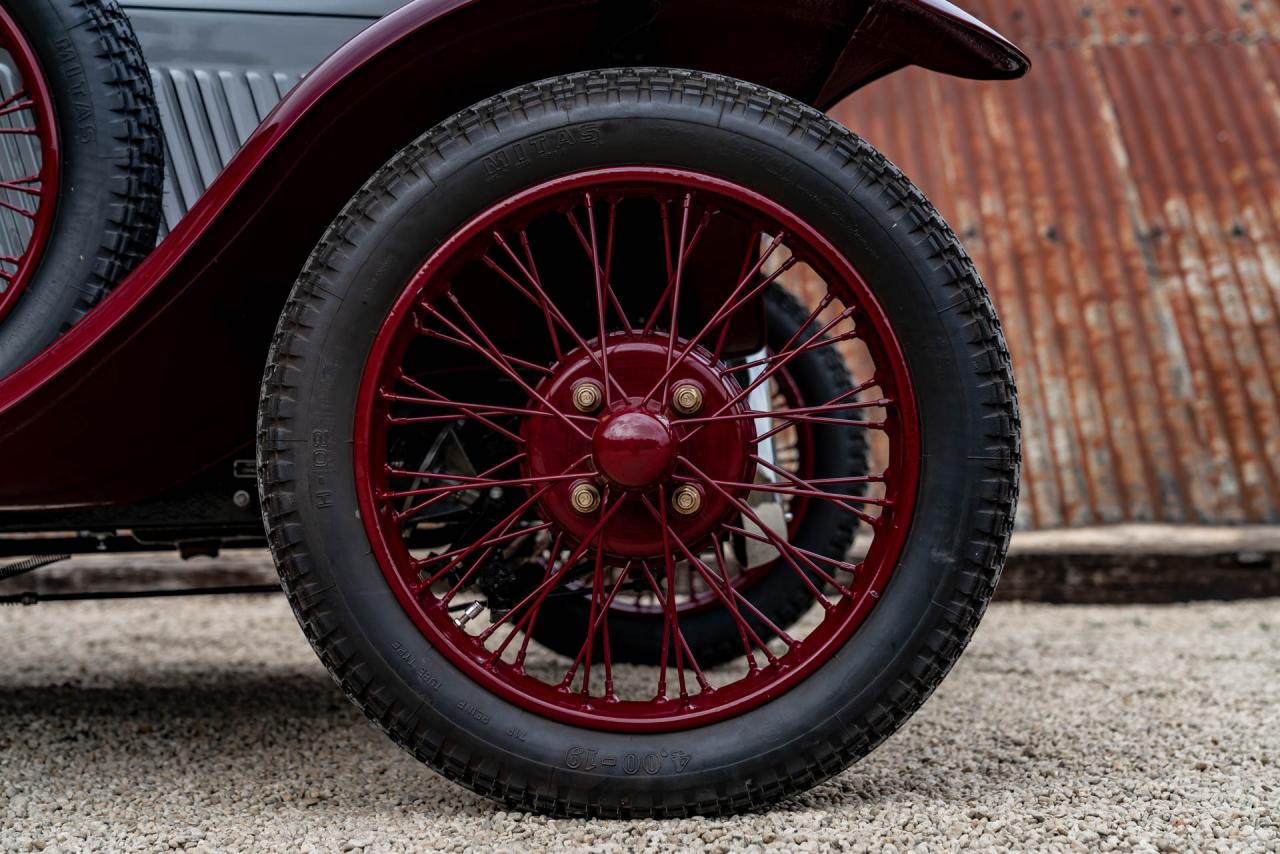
600,199,626,335
746,456,886,487
437,512,546,603
392,451,526,522
391,374,524,444
694,478,883,525
383,390,591,423
723,330,859,375
0,96,34,119
414,453,591,595
512,531,565,670
556,559,633,698
385,450,526,483
0,90,29,111
382,470,589,500
677,398,893,427
697,476,889,508
660,194,695,405
712,240,772,360
656,488,682,699
679,456,853,600
639,556,711,698
560,539,602,695
0,197,35,218
598,565,619,700
418,482,561,593
0,127,37,136
579,194,613,403
485,235,628,400
640,233,794,405
723,522,860,578
640,498,787,668
710,532,796,656
578,543,605,696
423,298,591,441
414,522,555,573
0,176,40,196
705,533,766,670
415,325,552,375
753,415,885,446
751,453,889,524
640,208,714,336
566,194,633,340
517,230,563,360
683,300,857,443
481,494,629,645
717,301,853,414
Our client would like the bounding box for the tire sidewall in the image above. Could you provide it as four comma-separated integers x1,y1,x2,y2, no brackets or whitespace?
272,74,999,802
1,0,138,369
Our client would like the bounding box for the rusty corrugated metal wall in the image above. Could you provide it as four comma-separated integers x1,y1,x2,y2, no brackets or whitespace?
832,0,1280,529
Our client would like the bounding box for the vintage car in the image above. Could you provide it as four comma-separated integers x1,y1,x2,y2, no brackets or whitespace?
0,0,1026,817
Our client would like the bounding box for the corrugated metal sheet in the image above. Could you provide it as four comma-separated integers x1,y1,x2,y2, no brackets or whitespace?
121,3,377,234
833,0,1280,528
149,67,299,234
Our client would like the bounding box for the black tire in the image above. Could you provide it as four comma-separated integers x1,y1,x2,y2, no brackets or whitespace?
528,285,867,667
259,69,1019,817
0,0,162,378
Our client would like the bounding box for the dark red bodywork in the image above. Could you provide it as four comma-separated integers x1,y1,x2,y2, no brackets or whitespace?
0,0,1025,511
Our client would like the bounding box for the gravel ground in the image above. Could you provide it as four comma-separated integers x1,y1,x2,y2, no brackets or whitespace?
1,594,1277,852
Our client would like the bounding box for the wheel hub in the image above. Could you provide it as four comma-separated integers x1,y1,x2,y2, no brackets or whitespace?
523,334,755,558
592,409,677,488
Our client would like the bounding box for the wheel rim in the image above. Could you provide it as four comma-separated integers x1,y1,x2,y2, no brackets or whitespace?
354,167,921,733
0,5,59,325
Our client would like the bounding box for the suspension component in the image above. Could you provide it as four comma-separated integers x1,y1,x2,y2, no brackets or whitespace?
0,554,69,582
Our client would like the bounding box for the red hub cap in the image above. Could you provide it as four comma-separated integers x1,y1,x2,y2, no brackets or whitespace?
355,167,921,732
0,6,60,324
593,408,675,488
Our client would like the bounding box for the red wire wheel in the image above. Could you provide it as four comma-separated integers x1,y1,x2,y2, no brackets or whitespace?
354,167,921,733
0,4,59,325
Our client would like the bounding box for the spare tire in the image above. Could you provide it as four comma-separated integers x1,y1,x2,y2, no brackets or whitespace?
0,0,162,378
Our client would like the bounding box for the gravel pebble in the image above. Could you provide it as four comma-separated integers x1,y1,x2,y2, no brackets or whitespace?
1,594,1277,852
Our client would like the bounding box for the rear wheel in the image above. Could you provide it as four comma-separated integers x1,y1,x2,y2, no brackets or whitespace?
259,68,1019,817
0,0,162,377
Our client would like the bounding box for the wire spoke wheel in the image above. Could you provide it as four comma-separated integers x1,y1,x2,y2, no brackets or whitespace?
0,4,58,325
261,68,1018,815
355,167,921,732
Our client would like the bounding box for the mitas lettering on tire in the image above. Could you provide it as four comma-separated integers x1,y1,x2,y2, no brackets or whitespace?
258,68,1020,818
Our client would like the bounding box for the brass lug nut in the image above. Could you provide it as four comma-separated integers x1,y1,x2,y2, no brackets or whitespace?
671,484,702,515
570,482,602,514
671,383,703,415
572,381,604,413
